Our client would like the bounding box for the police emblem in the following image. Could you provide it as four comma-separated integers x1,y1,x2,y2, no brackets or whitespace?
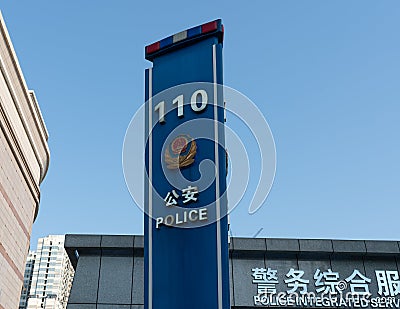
165,134,197,169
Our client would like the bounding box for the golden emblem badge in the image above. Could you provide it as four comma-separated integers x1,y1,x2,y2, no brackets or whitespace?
165,134,197,169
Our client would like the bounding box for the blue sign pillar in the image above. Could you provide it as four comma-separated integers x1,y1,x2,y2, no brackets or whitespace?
144,20,229,309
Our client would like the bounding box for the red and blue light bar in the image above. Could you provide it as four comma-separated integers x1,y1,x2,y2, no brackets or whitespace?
145,19,224,60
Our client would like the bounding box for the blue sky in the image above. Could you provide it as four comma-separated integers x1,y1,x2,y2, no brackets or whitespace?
1,1,399,247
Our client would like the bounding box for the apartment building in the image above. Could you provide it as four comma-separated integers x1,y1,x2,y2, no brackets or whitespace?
20,235,74,309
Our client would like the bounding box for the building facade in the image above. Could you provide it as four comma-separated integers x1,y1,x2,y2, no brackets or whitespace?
19,251,36,308
65,235,400,309
0,11,50,309
19,235,75,309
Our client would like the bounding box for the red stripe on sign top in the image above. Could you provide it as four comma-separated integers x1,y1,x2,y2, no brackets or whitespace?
201,21,217,33
146,42,160,54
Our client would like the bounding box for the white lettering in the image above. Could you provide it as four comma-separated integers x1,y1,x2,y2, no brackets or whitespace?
199,208,208,221
156,217,163,229
164,215,174,226
175,212,183,225
155,208,208,229
189,209,198,221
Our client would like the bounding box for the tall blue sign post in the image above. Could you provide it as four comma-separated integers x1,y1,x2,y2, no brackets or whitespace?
144,20,230,309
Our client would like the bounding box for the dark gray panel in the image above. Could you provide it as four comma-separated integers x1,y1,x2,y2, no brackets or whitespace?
98,256,133,304
397,256,400,272
299,239,333,253
363,258,398,309
229,257,235,306
232,238,266,258
363,258,398,297
232,257,265,307
97,305,131,309
297,259,331,295
330,258,365,296
65,234,101,248
365,241,400,254
101,235,134,248
233,237,266,251
134,236,144,249
132,256,144,304
332,240,366,254
266,238,299,253
131,306,144,309
67,305,96,309
68,255,100,304
264,258,298,298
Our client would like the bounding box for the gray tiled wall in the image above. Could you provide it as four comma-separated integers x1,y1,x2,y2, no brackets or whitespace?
68,255,100,304
66,235,400,309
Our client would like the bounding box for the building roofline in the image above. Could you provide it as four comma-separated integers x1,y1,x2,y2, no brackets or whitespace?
64,234,400,271
0,11,50,184
0,11,50,221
